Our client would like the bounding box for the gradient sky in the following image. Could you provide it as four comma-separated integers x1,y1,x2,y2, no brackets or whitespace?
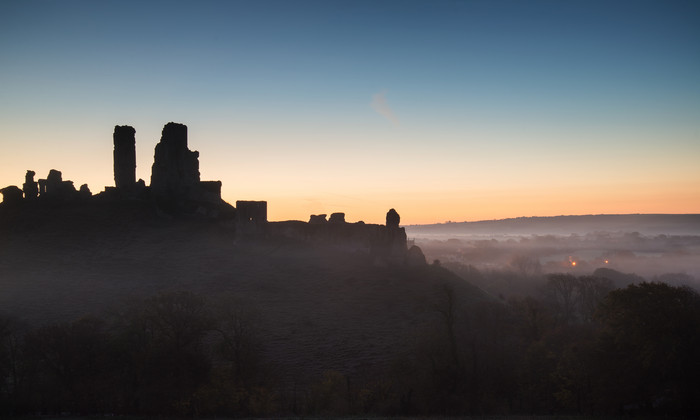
1,0,699,224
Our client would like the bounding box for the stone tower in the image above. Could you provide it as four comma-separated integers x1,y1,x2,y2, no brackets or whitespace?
150,122,200,198
113,125,136,189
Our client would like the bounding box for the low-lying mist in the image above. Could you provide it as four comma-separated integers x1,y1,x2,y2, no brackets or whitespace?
406,219,700,299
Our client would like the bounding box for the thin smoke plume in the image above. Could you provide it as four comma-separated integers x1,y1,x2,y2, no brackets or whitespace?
371,90,398,125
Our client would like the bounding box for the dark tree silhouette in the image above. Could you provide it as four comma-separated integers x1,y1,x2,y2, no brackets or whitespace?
0,315,27,414
595,282,700,415
109,291,214,415
22,317,110,414
577,275,613,323
543,274,580,326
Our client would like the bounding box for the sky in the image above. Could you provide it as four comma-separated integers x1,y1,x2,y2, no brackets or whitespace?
1,0,699,225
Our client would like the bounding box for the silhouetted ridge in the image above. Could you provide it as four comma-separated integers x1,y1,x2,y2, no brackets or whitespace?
0,121,416,265
408,214,700,236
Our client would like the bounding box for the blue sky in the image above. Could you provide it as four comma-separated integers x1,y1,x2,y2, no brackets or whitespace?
1,0,699,223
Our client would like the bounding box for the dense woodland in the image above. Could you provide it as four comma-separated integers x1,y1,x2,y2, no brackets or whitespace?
1,275,699,417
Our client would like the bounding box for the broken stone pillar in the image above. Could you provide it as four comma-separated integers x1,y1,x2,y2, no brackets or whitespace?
150,122,200,198
386,208,400,228
23,170,38,199
113,125,136,189
385,208,407,263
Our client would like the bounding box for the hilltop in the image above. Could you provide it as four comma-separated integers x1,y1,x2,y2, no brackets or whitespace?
0,122,492,391
0,211,487,384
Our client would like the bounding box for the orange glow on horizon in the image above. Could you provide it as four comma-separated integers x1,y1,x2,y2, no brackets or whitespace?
240,179,700,225
1,123,698,226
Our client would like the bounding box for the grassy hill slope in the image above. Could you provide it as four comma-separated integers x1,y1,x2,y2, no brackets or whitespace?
0,207,488,384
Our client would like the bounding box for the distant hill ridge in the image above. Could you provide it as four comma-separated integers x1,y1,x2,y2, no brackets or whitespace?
406,214,700,236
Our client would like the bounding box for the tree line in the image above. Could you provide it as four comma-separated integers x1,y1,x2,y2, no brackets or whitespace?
0,291,270,417
405,276,700,416
1,279,699,417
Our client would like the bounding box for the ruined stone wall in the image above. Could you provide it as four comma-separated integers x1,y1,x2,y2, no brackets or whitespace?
198,181,223,204
2,169,85,204
42,170,77,198
235,200,268,236
268,209,410,264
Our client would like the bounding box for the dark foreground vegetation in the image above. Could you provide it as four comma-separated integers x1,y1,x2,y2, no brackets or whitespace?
1,202,698,417
1,279,699,417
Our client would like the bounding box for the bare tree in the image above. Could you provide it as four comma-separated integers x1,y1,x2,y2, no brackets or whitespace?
577,276,613,323
543,274,580,326
509,255,543,278
433,284,460,368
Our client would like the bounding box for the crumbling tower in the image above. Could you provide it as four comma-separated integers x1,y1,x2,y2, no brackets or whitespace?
150,122,200,198
385,208,407,262
113,125,136,189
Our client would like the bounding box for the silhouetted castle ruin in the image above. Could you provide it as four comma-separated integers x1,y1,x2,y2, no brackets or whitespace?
1,122,413,264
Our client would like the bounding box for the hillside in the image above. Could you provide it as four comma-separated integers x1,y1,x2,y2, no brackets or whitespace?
3,208,700,417
0,207,488,385
406,213,700,237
